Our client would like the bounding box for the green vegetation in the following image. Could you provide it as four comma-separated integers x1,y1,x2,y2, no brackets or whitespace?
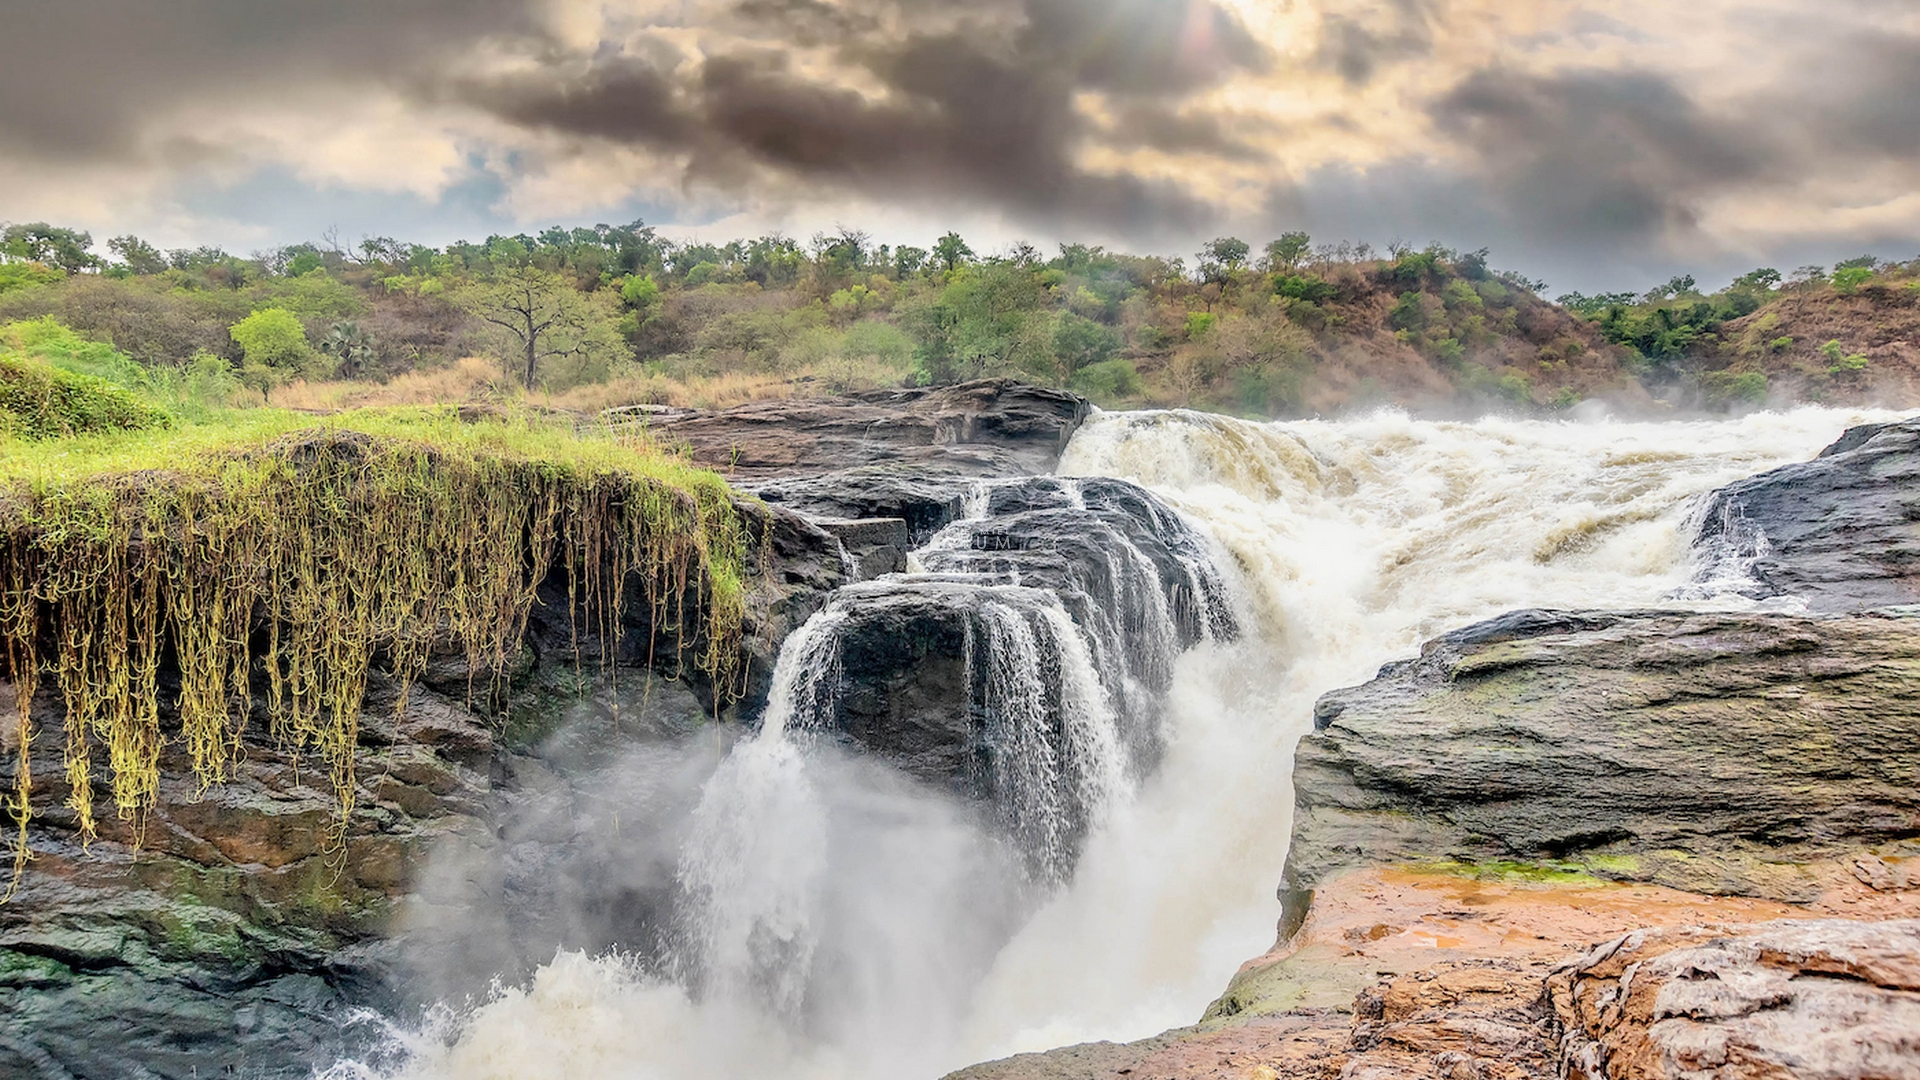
1557,255,1920,405
3,217,1917,415
2,369,760,891
0,220,1606,417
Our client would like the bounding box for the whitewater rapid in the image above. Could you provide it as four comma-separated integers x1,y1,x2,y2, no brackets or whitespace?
337,406,1902,1080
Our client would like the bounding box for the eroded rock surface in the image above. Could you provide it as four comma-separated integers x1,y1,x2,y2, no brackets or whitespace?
626,379,1091,480
1287,607,1920,904
1690,416,1920,610
1552,919,1920,1080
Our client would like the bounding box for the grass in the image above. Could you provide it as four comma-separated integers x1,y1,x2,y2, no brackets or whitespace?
2,402,761,895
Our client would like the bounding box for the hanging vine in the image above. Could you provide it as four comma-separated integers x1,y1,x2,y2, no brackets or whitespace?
0,421,757,897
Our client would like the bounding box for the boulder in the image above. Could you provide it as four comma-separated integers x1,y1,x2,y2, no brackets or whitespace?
1286,608,1920,905
1689,416,1920,610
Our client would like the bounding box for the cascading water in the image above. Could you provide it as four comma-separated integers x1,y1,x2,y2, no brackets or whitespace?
339,405,1904,1080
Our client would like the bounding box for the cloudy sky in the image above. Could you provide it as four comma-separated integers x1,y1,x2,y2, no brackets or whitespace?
2,0,1916,292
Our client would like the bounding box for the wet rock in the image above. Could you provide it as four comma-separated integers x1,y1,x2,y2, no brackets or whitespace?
814,517,912,579
751,467,970,545
633,379,1091,480
1550,919,1920,1080
773,476,1237,876
1286,608,1920,902
1690,415,1920,610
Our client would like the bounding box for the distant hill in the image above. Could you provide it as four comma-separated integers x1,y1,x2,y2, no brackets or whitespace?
3,219,1917,417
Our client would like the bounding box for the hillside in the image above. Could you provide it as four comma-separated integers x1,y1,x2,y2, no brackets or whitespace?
3,220,1917,418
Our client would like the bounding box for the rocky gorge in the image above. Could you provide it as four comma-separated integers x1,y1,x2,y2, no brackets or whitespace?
3,388,1917,1080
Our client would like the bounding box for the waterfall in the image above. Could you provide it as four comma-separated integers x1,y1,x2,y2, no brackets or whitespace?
341,405,1906,1080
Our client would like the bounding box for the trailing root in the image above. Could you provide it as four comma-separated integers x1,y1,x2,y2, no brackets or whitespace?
0,425,755,896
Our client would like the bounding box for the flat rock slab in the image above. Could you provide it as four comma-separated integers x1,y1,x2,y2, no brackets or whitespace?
947,868,1920,1080
1552,919,1920,1080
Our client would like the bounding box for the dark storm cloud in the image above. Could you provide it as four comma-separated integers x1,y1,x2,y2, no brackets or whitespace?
448,0,1271,235
0,0,536,163
1315,0,1435,85
1427,67,1770,246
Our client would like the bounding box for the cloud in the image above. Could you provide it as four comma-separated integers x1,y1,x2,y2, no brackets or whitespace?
1427,67,1770,247
1,0,1919,292
0,0,535,166
437,0,1271,238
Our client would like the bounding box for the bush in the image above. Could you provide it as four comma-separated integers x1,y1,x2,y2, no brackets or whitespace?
1069,358,1142,401
0,262,63,296
230,307,313,374
1832,266,1875,294
1273,274,1337,304
1700,370,1769,406
0,353,174,439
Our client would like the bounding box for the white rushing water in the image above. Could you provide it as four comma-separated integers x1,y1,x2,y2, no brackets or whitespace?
344,406,1902,1080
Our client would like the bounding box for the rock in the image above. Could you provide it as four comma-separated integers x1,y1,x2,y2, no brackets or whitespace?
1285,608,1920,902
0,491,849,1080
1550,919,1920,1080
633,379,1092,480
751,467,971,546
813,517,912,579
1689,415,1920,610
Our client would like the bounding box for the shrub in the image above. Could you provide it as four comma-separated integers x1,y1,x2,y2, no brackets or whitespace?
1069,358,1142,401
1184,311,1217,340
230,307,312,373
0,353,174,439
1273,274,1337,304
0,262,63,296
1832,266,1875,294
1700,370,1769,406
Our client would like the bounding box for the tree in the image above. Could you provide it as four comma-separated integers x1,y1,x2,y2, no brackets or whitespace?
1199,237,1251,275
107,235,169,275
1261,233,1313,274
229,308,311,373
455,266,621,390
1052,312,1122,376
932,232,974,273
3,222,101,275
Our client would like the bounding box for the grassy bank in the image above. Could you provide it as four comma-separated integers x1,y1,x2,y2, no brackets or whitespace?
2,386,758,892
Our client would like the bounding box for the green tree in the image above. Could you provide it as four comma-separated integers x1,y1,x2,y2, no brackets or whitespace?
1052,312,1122,376
107,235,169,275
3,223,101,275
1197,237,1251,284
229,308,311,373
455,266,621,390
932,232,974,273
1262,232,1312,272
